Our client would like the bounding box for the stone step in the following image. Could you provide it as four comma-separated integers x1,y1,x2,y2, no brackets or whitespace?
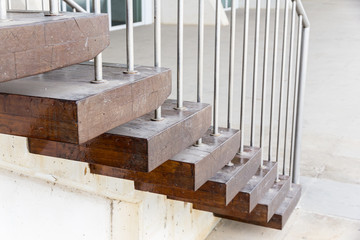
214,184,301,230
1,63,171,144
30,100,212,172
0,12,109,82
133,146,260,207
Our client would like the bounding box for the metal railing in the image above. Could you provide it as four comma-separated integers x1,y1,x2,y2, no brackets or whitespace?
1,0,310,184
122,0,309,184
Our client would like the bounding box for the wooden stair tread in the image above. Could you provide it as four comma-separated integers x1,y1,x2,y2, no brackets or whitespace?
239,161,278,212
0,12,109,82
30,100,212,172
2,63,171,144
89,127,239,189
194,175,291,223
134,146,260,207
215,184,301,230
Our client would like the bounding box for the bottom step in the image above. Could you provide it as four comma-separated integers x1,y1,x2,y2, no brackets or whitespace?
213,184,301,230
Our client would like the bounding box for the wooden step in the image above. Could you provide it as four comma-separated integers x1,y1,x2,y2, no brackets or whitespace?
0,12,109,82
133,146,260,207
1,63,171,144
30,100,211,172
239,161,278,213
196,175,291,224
90,128,240,190
214,184,301,230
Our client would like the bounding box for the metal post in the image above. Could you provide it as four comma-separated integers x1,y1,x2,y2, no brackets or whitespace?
268,0,280,160
250,0,261,146
293,24,309,184
227,0,236,130
195,0,204,146
0,0,7,20
239,0,249,153
91,0,106,83
25,0,29,10
6,0,10,11
276,0,289,168
49,0,60,15
153,0,164,121
260,0,271,150
283,0,297,174
212,0,221,136
177,0,184,109
125,0,136,74
289,15,302,177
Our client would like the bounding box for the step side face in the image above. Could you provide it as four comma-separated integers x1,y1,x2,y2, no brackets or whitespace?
240,161,278,212
134,146,260,207
7,63,171,144
197,175,293,228
0,12,109,82
90,128,239,188
215,184,301,230
30,100,211,172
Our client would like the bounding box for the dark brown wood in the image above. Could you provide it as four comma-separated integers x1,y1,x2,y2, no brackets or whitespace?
194,175,291,224
134,146,261,207
89,128,240,188
239,161,278,213
0,12,109,82
214,184,301,230
2,63,171,144
30,100,211,172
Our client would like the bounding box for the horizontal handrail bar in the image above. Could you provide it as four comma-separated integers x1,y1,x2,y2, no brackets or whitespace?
295,0,310,28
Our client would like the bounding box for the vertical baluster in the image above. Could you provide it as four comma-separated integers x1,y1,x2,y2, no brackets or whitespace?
195,0,204,145
25,0,28,10
62,0,66,11
240,0,249,153
86,0,90,12
49,0,60,15
0,0,6,20
293,16,310,185
276,0,289,175
91,0,106,83
268,0,280,160
250,0,261,147
213,0,221,136
289,15,302,178
227,0,236,129
42,0,45,11
7,0,10,11
283,0,296,175
153,0,164,121
260,0,271,152
177,0,184,109
125,0,136,74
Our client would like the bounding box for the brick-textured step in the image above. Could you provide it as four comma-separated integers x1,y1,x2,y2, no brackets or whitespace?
90,128,240,189
133,146,260,207
0,12,109,82
214,184,301,230
239,161,278,213
2,63,171,144
30,100,211,172
196,175,291,224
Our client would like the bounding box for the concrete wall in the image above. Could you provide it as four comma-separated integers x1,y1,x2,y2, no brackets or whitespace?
0,134,219,240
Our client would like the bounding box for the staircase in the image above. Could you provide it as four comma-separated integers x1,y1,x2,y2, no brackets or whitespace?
0,0,310,233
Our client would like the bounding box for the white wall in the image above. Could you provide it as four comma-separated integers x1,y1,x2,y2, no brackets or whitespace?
0,134,219,240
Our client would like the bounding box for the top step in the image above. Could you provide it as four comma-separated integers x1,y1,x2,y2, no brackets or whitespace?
0,12,109,82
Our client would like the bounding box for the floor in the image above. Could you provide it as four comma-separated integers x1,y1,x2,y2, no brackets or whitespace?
102,0,360,239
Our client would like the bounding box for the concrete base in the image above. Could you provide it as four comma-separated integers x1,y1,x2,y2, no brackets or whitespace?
0,134,219,240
